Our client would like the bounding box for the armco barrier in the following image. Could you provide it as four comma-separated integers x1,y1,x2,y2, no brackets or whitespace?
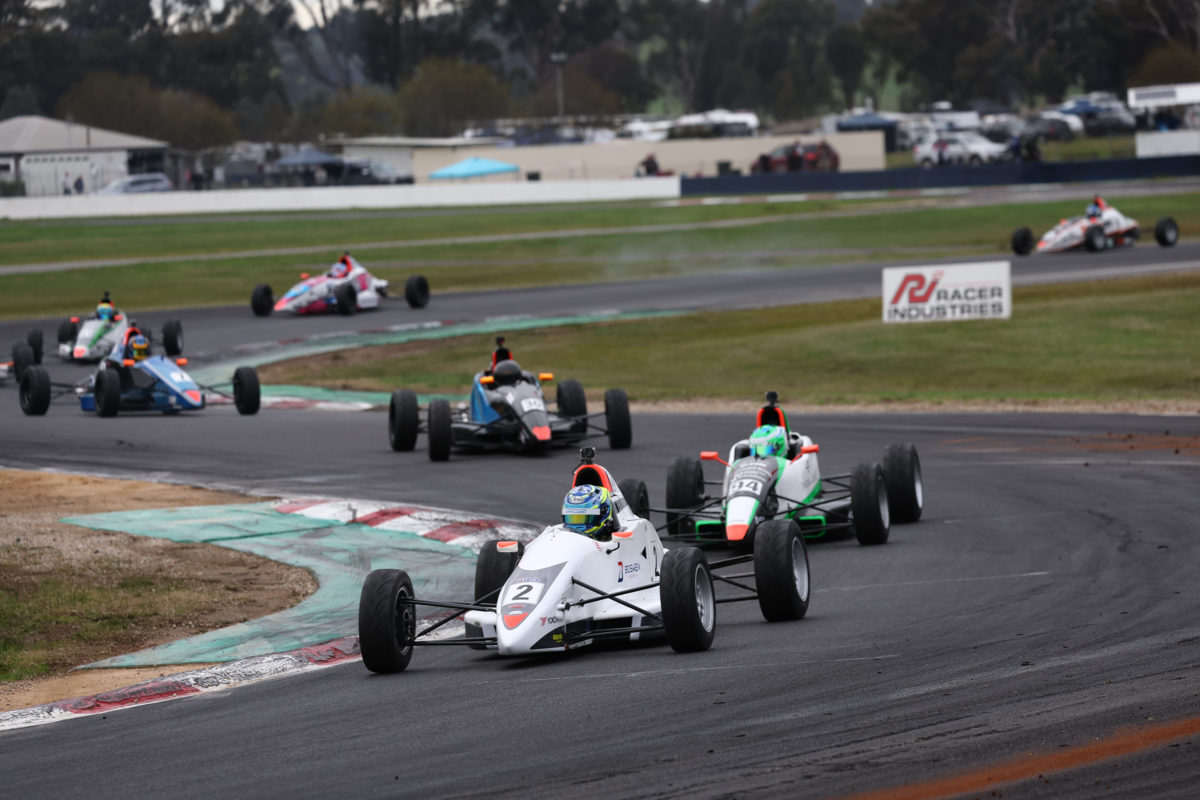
681,155,1200,196
0,176,681,221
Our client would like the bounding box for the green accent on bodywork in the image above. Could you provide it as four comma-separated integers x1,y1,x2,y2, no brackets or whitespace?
60,502,501,667
87,320,114,348
795,515,829,539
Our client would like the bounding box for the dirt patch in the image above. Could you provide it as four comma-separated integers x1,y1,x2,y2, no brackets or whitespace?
0,469,315,714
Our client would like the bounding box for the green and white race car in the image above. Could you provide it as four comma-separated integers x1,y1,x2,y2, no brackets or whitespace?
661,392,924,546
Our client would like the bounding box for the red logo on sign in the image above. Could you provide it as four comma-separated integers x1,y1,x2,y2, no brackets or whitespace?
890,271,943,305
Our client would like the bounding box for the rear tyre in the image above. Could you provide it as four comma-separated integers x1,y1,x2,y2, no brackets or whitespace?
427,399,452,461
604,388,632,449
754,519,810,621
1155,217,1179,247
335,282,358,315
95,368,121,417
251,284,274,317
358,568,415,674
1011,227,1034,256
1084,224,1106,252
851,462,890,545
660,547,716,652
19,366,51,416
233,366,261,415
404,275,431,308
162,320,183,356
617,478,651,520
26,329,43,364
882,443,923,523
57,319,79,344
665,456,705,537
11,343,34,381
388,389,419,452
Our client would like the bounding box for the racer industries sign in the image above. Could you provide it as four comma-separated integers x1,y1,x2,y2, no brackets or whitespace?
882,261,1011,323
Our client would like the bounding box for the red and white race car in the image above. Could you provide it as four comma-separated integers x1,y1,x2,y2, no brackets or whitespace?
1011,198,1178,256
250,253,430,316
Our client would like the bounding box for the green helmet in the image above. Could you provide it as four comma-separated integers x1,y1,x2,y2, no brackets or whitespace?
749,425,787,458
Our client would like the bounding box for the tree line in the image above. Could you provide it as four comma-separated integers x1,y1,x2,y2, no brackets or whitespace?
1,0,1198,149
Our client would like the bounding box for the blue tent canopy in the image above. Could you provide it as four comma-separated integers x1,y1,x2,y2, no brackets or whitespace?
429,156,519,180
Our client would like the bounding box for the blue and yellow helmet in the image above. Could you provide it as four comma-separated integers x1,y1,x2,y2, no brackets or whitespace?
749,425,787,458
97,302,114,321
562,485,614,538
130,334,150,360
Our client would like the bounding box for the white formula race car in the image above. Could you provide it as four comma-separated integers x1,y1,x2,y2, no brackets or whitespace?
251,253,430,316
357,448,813,672
1011,201,1178,256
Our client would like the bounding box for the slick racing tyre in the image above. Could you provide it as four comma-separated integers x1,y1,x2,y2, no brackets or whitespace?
427,399,453,462
754,519,810,621
19,366,51,416
556,379,588,431
233,366,261,415
388,389,419,452
604,388,632,449
882,442,923,523
617,478,651,520
1084,224,1106,252
335,282,358,315
11,343,34,381
26,329,43,364
404,275,431,309
251,284,274,317
57,318,79,345
358,568,416,674
1011,227,1034,256
660,547,716,653
851,462,890,545
1155,217,1179,247
94,368,121,417
665,456,705,537
162,320,184,357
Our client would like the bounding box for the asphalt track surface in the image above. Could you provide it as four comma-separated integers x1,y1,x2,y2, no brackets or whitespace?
2,244,1200,798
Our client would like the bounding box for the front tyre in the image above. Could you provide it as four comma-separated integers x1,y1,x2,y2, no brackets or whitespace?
251,284,274,317
11,343,34,381
1011,227,1034,256
753,519,810,621
427,399,452,461
404,275,431,308
851,462,890,545
19,366,51,416
57,318,79,345
95,368,121,417
1155,217,1179,247
660,547,716,652
162,320,184,356
26,329,43,363
882,442,923,523
233,366,261,415
388,389,419,451
604,388,632,449
358,569,416,673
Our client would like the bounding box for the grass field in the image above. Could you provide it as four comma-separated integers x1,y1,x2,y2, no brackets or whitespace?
2,191,1196,319
258,272,1200,408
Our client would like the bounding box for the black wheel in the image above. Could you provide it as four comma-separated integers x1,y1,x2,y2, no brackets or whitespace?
161,320,183,356
1011,227,1033,256
19,366,51,416
335,281,358,315
882,442,923,523
474,541,522,604
660,547,716,653
404,275,431,308
851,462,890,545
1084,224,1106,252
251,284,274,317
388,389,419,452
753,519,810,621
617,478,650,520
556,379,587,417
665,456,705,537
94,368,121,417
427,398,452,461
968,155,982,166
358,568,416,674
26,329,43,363
604,388,631,449
233,366,261,415
1155,217,1179,247
11,343,34,381
57,318,78,344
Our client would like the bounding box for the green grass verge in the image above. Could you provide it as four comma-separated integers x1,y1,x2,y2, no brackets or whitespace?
259,272,1200,407
3,192,1197,319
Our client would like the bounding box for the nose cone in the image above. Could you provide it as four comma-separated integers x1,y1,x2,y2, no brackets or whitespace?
73,346,87,359
726,523,749,541
531,425,551,441
184,390,203,407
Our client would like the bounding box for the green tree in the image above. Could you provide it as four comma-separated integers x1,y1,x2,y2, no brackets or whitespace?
396,58,509,136
826,23,866,109
321,87,403,136
741,0,836,118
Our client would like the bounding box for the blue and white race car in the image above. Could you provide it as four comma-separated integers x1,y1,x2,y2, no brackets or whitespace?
18,326,260,417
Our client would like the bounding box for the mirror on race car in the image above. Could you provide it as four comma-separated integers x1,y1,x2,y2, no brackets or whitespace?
700,451,727,464
539,372,554,381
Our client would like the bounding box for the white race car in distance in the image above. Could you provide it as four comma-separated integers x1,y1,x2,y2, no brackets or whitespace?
1012,202,1178,256
251,253,430,316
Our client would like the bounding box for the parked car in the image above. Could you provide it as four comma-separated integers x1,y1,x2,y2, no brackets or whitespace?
749,141,839,173
1084,107,1137,136
1022,115,1075,142
95,173,173,194
913,132,1008,167
341,159,413,185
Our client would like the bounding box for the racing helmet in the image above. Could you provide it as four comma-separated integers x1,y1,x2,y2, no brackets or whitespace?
493,359,522,386
1086,202,1101,218
130,334,150,361
562,485,615,539
749,425,787,458
97,302,114,321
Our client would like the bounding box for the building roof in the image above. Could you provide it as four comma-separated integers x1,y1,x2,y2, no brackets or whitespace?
0,115,168,155
329,135,505,149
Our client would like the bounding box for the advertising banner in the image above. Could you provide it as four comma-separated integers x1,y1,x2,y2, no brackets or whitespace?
882,261,1011,323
